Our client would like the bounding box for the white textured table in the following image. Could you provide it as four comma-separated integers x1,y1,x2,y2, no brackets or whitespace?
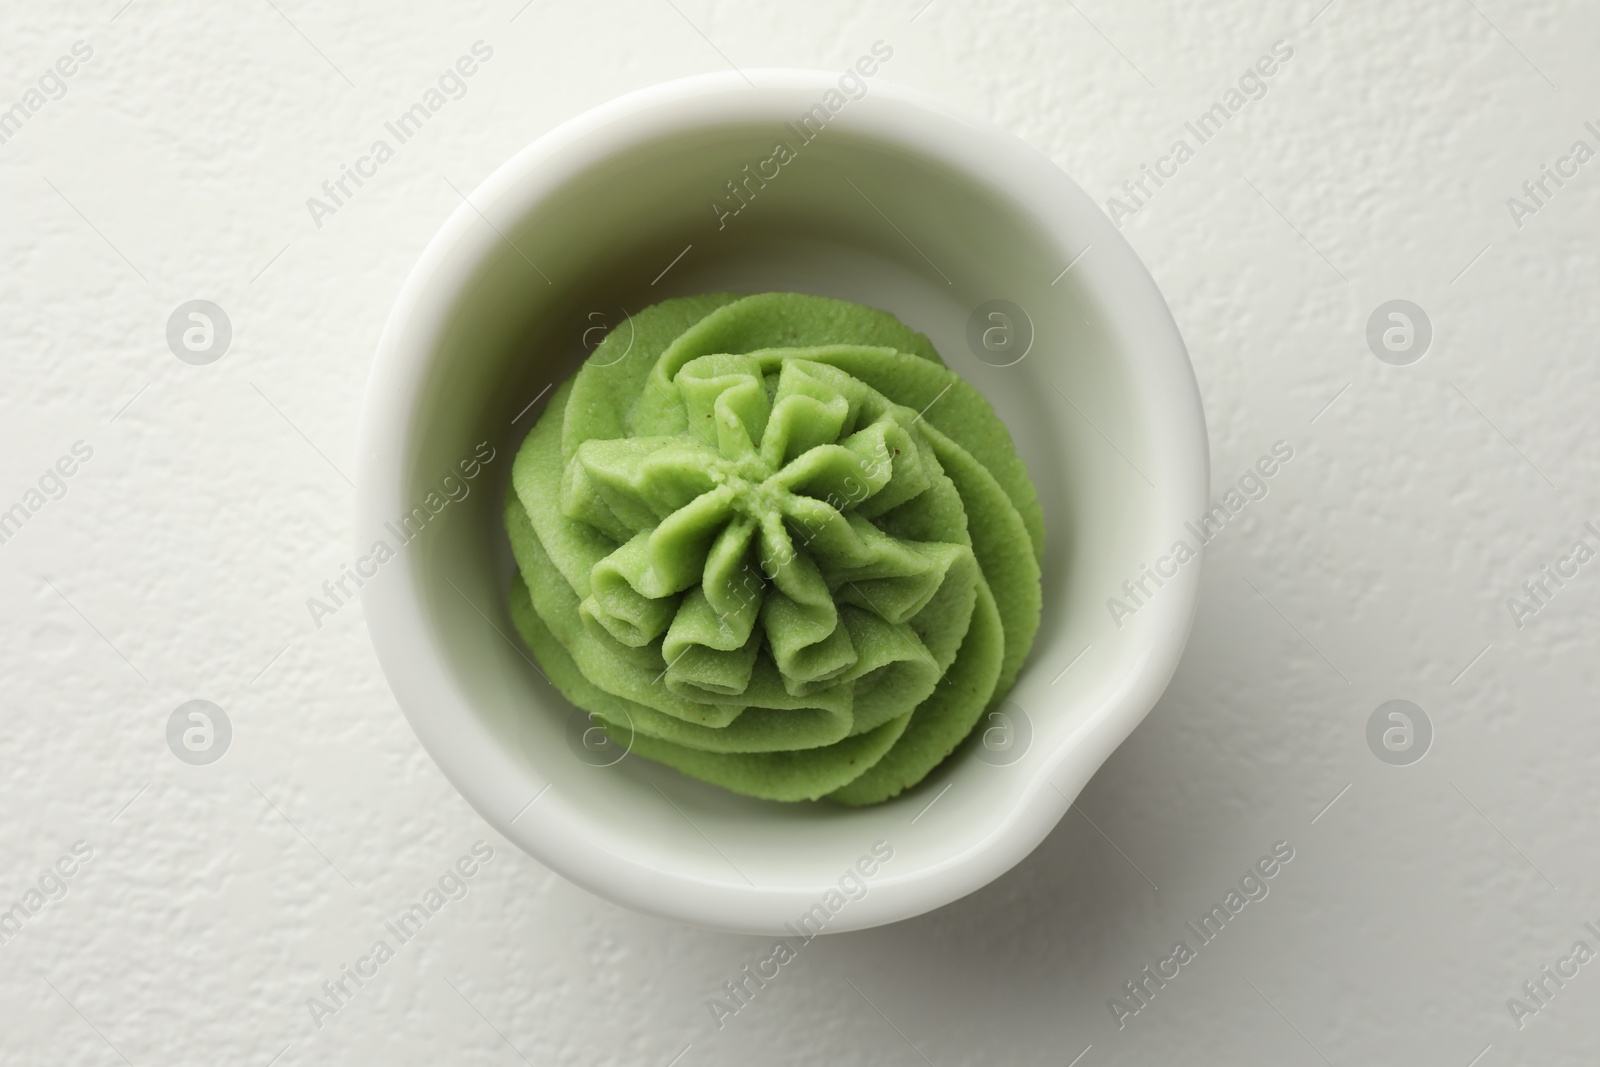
3,1,1597,1064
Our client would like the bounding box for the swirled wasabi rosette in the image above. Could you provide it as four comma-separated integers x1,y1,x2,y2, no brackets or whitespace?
504,292,1043,804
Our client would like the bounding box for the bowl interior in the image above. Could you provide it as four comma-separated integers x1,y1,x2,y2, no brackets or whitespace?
362,75,1201,930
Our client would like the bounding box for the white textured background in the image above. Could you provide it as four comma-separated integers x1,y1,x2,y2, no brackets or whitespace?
3,0,1598,1064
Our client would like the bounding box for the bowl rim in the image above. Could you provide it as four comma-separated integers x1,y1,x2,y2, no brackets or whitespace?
358,67,1208,932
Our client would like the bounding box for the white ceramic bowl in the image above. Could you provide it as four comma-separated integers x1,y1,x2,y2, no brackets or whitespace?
358,69,1207,933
